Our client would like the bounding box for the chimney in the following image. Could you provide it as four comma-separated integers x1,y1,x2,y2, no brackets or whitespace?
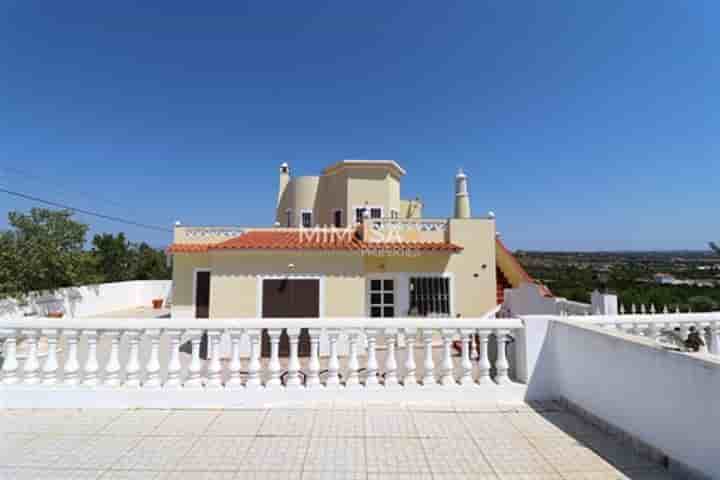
278,162,290,207
454,169,471,219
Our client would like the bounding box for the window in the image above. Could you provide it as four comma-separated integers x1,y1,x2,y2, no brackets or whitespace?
409,277,450,317
370,207,382,219
355,207,366,224
284,209,292,227
301,210,313,228
390,209,399,219
354,206,382,223
333,209,343,228
369,278,394,318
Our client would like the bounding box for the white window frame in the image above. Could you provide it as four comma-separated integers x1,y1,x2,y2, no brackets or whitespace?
192,268,212,318
353,205,383,224
300,209,313,228
332,208,343,228
366,274,397,318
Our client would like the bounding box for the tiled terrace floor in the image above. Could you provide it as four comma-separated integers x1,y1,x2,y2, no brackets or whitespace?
0,402,678,479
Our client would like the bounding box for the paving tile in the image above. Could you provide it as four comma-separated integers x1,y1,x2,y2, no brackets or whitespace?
498,474,563,479
152,410,219,436
238,473,301,480
111,436,198,470
100,471,162,480
412,412,472,438
365,438,430,473
238,436,308,472
461,413,524,439
5,435,90,467
0,467,103,479
312,410,364,437
53,435,143,470
533,440,619,474
301,472,367,480
157,472,238,480
366,474,432,480
0,433,38,464
365,410,417,437
258,409,316,436
303,437,365,472
507,412,571,437
421,437,494,474
98,410,171,435
173,437,254,471
482,446,560,475
584,438,659,471
204,410,267,436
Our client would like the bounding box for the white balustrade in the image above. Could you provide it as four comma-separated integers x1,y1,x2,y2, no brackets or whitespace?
345,329,360,388
185,330,204,388
365,328,379,388
41,328,59,385
285,328,302,388
1,331,19,385
81,330,99,386
227,329,244,388
124,330,142,388
440,329,455,386
267,329,282,388
383,329,399,387
206,329,224,389
21,329,40,385
422,328,435,386
63,329,80,386
402,328,417,386
326,329,341,387
164,329,183,388
307,328,322,388
103,330,122,387
476,329,492,384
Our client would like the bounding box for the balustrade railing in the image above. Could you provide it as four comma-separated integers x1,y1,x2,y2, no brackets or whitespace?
0,317,524,407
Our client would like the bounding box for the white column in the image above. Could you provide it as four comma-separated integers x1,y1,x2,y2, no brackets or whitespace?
326,329,341,388
226,329,244,389
63,329,80,386
286,328,302,388
267,329,282,388
185,330,204,388
345,329,361,388
1,330,19,385
459,328,474,386
164,329,183,388
402,328,417,386
246,329,262,389
421,328,436,387
365,328,379,388
21,329,41,385
477,330,492,385
103,330,122,387
306,328,322,389
440,329,456,386
206,329,224,389
383,329,399,387
494,329,511,385
143,329,162,388
81,330,99,386
124,330,142,388
41,328,59,385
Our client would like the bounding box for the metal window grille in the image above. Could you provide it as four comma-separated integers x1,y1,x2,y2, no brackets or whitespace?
370,207,382,219
409,277,450,317
301,212,312,228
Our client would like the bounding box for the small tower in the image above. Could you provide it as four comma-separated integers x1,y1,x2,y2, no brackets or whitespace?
454,168,471,219
278,162,290,207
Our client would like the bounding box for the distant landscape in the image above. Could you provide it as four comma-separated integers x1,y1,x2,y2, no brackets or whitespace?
516,249,720,312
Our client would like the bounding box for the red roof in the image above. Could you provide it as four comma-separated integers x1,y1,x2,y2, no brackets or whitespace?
168,230,462,253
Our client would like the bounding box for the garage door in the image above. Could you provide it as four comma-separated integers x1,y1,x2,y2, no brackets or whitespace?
261,279,318,357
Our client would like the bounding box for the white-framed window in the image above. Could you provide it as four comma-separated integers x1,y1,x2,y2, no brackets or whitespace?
408,276,451,317
370,207,382,219
390,208,399,219
333,209,343,228
354,205,383,224
369,278,395,318
300,209,313,228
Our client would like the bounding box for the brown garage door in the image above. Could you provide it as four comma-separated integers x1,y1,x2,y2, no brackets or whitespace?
261,279,318,357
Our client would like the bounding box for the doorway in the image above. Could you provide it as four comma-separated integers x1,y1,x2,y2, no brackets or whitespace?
261,278,318,357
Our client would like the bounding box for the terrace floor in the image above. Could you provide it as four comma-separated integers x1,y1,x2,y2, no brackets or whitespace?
0,401,678,479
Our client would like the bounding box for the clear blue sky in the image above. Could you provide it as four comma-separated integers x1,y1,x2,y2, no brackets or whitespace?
0,1,717,251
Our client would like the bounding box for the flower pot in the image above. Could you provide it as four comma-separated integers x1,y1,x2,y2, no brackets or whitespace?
152,299,164,309
47,311,63,318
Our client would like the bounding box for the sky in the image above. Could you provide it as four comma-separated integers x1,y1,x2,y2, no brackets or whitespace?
0,1,717,251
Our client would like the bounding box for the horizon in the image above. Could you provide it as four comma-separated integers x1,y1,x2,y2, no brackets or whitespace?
1,2,717,251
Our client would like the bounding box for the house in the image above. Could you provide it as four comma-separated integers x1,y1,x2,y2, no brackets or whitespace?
167,160,536,340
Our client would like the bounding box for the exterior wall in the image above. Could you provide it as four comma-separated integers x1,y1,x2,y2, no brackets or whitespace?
276,176,320,227
171,253,209,318
345,167,401,222
399,199,423,218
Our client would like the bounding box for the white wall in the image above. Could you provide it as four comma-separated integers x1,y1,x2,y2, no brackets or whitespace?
543,320,720,479
504,282,593,316
0,280,171,319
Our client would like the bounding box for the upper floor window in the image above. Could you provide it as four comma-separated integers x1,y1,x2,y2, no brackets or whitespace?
409,276,451,317
370,207,382,219
301,210,313,228
355,207,366,224
390,208,399,219
355,205,382,223
333,209,343,228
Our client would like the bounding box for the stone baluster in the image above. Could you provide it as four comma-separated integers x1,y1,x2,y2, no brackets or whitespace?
286,328,302,388
63,329,80,386
306,329,322,389
326,329,341,387
402,328,417,386
185,330,204,388
345,329,361,388
708,322,720,355
645,321,660,344
460,328,474,386
206,329,224,389
422,328,436,386
164,329,183,388
365,328,379,388
440,329,456,386
41,328,59,385
143,329,162,388
246,329,262,388
477,330,493,385
1,331,19,385
226,329,244,389
267,329,282,388
383,329,399,387
124,330,142,388
470,330,479,360
620,304,626,315
81,330,99,386
494,329,511,385
679,323,690,344
103,330,122,387
21,329,41,385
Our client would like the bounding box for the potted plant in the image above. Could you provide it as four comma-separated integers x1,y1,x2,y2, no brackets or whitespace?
152,298,164,309
47,311,63,318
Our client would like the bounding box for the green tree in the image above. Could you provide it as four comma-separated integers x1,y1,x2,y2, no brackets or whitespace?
92,233,134,282
131,242,171,280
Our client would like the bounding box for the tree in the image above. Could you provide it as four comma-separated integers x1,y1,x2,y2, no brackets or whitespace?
132,242,171,280
92,233,134,283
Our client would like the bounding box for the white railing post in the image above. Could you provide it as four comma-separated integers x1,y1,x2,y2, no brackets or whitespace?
185,330,204,388
306,328,322,389
403,328,417,386
41,328,59,385
81,329,99,386
206,329,224,389
227,329,244,389
459,328,474,386
124,330,142,388
286,328,302,388
1,331,19,385
267,329,282,388
365,328,380,388
440,329,456,386
143,329,162,388
21,329,40,385
326,329,341,388
345,329,361,388
494,329,511,385
383,328,399,387
103,330,122,387
164,329,183,388
422,328,436,387
477,329,492,385
63,329,80,386
709,322,720,355
246,329,262,389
